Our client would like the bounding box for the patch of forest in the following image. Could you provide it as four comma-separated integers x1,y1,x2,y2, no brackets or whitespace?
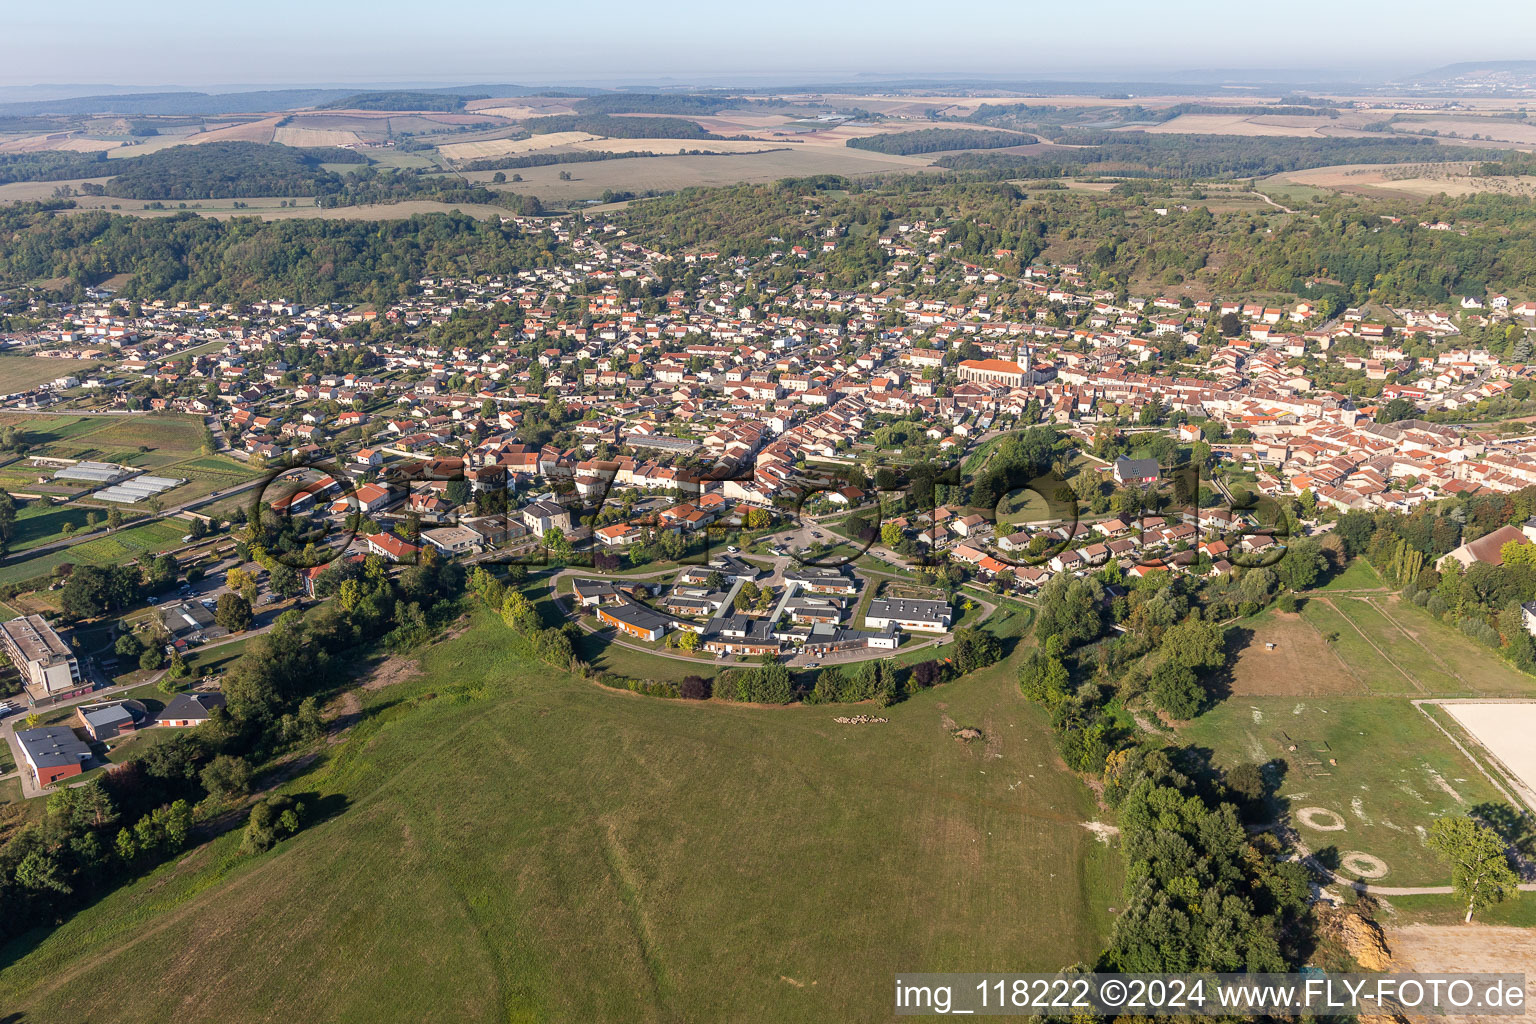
523,114,726,140
846,128,1033,155
321,91,484,112
935,134,1502,179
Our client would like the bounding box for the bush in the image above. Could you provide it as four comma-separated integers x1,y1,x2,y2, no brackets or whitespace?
1150,660,1204,720
242,793,305,853
595,673,683,698
679,675,711,700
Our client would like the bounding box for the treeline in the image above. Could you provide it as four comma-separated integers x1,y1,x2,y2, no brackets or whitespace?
1006,553,1315,973
935,134,1495,180
846,128,1030,155
1098,747,1311,972
453,146,782,173
524,114,725,140
1473,151,1536,176
0,142,366,190
321,92,480,111
614,169,1536,304
457,149,678,173
1149,102,1340,119
313,167,504,209
0,736,208,947
0,149,114,185
568,93,745,116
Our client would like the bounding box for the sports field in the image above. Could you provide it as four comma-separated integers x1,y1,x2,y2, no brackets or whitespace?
1440,702,1536,813
1179,696,1512,887
0,607,1118,1023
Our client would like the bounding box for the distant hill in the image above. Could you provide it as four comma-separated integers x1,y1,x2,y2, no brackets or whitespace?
0,89,356,116
1401,60,1536,87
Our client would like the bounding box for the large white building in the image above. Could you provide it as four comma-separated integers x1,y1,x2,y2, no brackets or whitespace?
957,358,1029,388
1,614,81,695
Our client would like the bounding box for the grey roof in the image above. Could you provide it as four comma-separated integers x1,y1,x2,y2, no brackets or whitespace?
162,601,216,634
784,565,851,583
160,692,227,721
1115,456,1161,480
867,598,951,623
524,500,569,520
602,598,670,634
17,725,92,769
707,554,759,578
708,614,776,641
81,704,136,731
572,578,622,600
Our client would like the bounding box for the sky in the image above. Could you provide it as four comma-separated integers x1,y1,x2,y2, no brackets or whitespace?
6,0,1536,88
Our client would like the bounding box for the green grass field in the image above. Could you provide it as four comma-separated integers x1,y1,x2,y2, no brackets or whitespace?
0,356,79,392
1300,598,1410,693
7,501,137,552
1179,696,1513,887
0,607,1119,1023
0,518,188,585
1296,588,1536,698
1314,557,1386,592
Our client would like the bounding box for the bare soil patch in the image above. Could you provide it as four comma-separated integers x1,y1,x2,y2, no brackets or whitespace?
362,655,421,692
1228,610,1367,696
1390,925,1536,1022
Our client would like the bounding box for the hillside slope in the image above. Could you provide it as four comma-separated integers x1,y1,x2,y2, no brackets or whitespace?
0,609,1117,1023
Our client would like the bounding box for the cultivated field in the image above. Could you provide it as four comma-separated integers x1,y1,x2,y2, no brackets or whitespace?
1131,114,1340,138
1389,925,1536,1024
0,518,188,585
0,133,124,154
569,138,793,155
272,125,365,148
1392,116,1536,146
479,146,937,203
1179,696,1512,887
1261,162,1536,202
1227,607,1368,697
438,131,599,160
0,607,1118,1023
466,99,582,118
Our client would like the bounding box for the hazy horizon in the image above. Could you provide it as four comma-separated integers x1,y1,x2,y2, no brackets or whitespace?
7,0,1536,88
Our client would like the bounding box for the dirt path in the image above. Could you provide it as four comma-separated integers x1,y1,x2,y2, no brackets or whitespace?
1251,189,1297,214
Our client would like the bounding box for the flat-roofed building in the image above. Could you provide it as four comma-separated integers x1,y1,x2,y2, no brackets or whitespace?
1,614,81,695
864,598,952,633
421,525,481,555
